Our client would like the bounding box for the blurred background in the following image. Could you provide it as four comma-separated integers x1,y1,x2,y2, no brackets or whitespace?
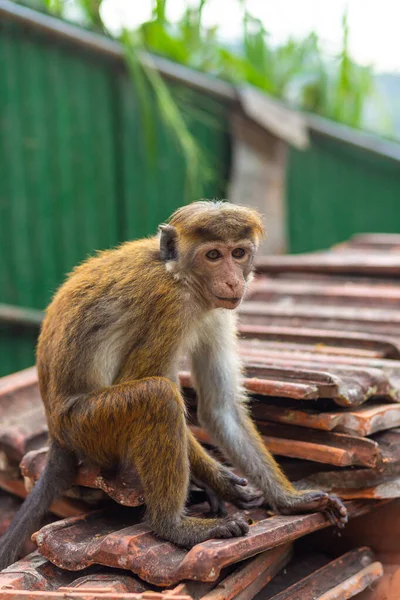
1,0,400,376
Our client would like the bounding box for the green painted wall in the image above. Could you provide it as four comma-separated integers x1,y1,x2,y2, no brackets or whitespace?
287,131,400,253
0,18,231,377
0,21,120,311
3,10,400,379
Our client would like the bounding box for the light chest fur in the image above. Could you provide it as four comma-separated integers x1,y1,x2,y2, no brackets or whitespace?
89,283,206,389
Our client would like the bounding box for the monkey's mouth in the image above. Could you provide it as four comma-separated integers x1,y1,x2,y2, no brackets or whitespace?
214,295,241,305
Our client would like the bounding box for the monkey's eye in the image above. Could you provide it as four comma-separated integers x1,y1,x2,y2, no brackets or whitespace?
232,248,246,259
206,249,222,261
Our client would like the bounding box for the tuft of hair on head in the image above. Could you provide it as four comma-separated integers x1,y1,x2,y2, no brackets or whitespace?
168,200,265,244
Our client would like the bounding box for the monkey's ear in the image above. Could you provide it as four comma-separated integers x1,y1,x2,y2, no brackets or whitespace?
159,225,178,261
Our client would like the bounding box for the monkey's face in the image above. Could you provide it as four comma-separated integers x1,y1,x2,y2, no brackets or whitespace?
161,201,265,310
192,240,256,310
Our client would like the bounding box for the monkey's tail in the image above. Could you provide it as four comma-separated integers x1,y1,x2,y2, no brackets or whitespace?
0,441,76,570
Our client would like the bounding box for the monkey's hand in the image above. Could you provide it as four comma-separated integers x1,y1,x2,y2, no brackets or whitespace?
216,468,264,512
191,469,264,516
277,491,348,529
223,469,265,510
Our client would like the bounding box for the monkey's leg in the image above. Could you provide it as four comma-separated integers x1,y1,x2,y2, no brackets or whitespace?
64,377,249,547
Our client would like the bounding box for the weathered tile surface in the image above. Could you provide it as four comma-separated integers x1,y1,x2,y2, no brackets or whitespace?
256,252,400,277
0,546,292,600
259,547,382,600
252,400,400,436
33,501,383,586
191,423,381,468
239,300,400,337
246,276,400,310
0,368,47,468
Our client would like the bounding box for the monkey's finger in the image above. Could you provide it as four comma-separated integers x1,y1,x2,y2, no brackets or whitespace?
326,495,348,527
211,496,228,517
212,516,249,539
224,516,250,536
324,510,337,527
225,521,245,537
335,511,348,528
225,472,248,486
208,493,222,515
218,503,228,517
327,509,347,529
236,478,248,487
202,485,228,516
323,504,347,529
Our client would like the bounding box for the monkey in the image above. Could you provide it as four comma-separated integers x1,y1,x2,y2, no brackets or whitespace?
0,200,347,569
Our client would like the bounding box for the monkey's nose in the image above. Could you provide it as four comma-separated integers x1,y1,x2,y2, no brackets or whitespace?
225,283,242,298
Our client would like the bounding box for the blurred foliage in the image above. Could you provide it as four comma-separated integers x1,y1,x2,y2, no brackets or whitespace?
14,0,383,133
12,0,390,191
299,14,375,127
121,28,215,199
134,1,380,132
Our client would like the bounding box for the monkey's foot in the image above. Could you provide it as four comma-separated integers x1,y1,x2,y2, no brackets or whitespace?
158,513,250,547
209,514,250,539
277,492,348,528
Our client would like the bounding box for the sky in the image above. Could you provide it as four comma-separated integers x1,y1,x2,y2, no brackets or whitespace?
99,0,400,73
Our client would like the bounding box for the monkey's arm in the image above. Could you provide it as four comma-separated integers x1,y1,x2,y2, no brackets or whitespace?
191,311,347,527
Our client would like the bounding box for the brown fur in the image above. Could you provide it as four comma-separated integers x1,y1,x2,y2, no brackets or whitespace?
0,201,346,567
169,200,265,241
35,201,266,546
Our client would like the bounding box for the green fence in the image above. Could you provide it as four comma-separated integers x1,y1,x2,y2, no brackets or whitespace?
0,13,231,376
287,128,400,253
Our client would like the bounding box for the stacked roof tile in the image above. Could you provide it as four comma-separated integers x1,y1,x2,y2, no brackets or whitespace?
3,233,400,598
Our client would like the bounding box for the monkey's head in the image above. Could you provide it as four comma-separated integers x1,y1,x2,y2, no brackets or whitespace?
159,201,265,310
